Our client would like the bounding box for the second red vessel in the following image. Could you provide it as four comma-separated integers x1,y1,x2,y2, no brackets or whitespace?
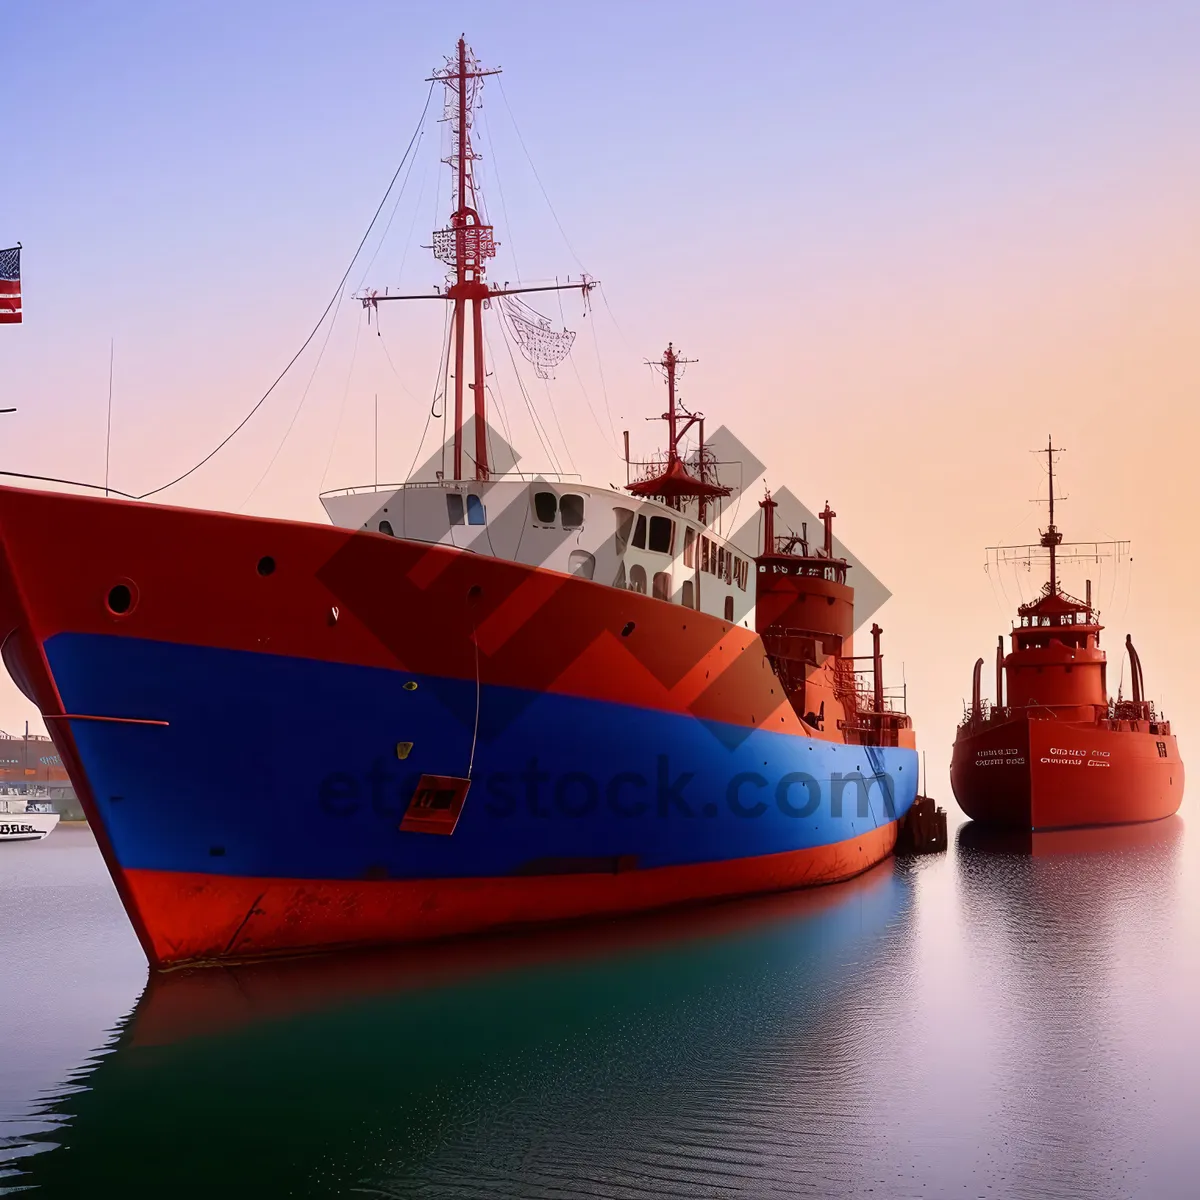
951,439,1183,830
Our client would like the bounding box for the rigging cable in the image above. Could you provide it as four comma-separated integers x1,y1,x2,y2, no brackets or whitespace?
354,123,427,295
2,80,437,504
244,285,353,509
478,101,521,283
375,327,420,402
317,311,366,492
555,282,620,458
496,314,562,474
497,78,588,275
480,321,518,452
588,301,619,447
540,375,576,475
395,150,433,289
1120,546,1134,621
406,303,454,483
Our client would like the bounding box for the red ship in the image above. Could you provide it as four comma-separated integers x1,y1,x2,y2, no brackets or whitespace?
0,38,921,967
951,439,1183,830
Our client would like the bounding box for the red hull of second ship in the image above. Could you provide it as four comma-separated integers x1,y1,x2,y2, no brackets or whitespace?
951,715,1182,830
952,439,1184,832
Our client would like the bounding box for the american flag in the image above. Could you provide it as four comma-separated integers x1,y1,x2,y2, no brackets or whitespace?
0,245,21,325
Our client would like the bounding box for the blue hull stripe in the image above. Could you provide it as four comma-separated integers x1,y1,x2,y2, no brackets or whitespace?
46,633,918,881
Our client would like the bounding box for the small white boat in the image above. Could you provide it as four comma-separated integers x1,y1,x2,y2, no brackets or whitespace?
0,793,60,842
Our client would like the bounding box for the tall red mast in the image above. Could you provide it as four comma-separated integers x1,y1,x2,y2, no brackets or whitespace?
437,37,498,480
626,343,729,517
360,38,596,483
1040,436,1065,595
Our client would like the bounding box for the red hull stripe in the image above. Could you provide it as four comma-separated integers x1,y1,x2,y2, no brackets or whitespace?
126,822,899,967
0,484,834,738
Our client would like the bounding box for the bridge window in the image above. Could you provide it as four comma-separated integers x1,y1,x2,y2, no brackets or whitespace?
378,520,394,537
629,564,647,594
568,550,595,580
653,571,672,600
533,491,557,524
682,579,694,608
613,561,627,589
684,528,696,568
724,596,734,622
632,514,647,549
614,508,635,554
466,494,486,525
447,494,465,526
701,537,711,572
561,494,585,529
648,515,674,554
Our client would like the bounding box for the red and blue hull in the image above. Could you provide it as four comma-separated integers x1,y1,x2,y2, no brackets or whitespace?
0,486,917,966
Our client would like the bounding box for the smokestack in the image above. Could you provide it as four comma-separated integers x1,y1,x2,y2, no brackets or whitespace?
1126,635,1145,704
758,491,777,557
972,657,984,720
996,636,1005,711
872,624,884,712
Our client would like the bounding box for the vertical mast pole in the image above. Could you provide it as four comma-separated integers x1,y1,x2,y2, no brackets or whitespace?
665,344,678,454
451,37,468,480
472,299,487,478
1047,436,1057,594
452,304,465,480
105,339,114,497
872,624,885,713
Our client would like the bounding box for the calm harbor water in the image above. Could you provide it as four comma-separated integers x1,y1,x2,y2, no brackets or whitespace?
3,815,1198,1198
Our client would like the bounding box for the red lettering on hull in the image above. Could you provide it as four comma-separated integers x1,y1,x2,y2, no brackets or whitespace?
952,717,1182,830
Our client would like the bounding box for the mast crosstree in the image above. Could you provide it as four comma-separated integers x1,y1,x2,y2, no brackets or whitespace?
358,37,596,482
984,436,1129,607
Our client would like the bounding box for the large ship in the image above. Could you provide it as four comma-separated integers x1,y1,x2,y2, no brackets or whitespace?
0,39,918,967
951,439,1183,829
0,723,69,790
0,724,76,831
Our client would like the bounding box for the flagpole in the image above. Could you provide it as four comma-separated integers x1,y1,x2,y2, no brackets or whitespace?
104,339,114,497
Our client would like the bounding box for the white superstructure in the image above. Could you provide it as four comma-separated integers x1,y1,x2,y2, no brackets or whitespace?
321,477,758,628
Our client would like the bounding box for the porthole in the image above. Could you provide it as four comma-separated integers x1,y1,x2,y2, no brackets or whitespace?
257,556,276,576
106,584,133,615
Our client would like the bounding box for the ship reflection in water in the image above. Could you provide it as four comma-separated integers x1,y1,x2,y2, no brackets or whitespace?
11,864,914,1198
953,813,1189,1200
6,814,1199,1199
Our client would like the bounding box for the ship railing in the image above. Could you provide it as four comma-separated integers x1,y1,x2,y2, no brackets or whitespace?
320,471,583,499
626,454,741,489
959,700,1128,729
1108,699,1159,723
845,668,908,714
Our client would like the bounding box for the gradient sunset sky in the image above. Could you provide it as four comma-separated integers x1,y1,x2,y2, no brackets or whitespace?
4,2,1200,784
